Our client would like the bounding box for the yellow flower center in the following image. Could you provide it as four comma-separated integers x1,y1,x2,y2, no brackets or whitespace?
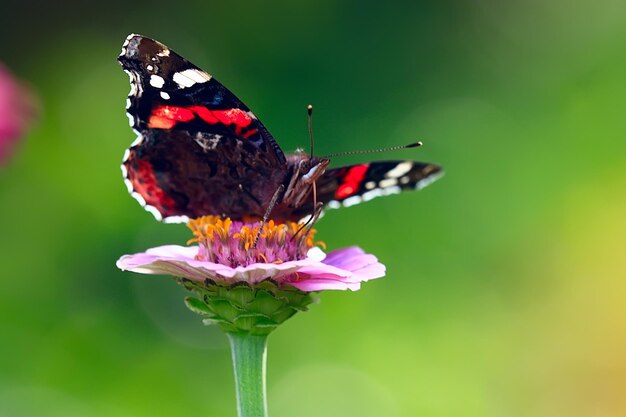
186,215,325,267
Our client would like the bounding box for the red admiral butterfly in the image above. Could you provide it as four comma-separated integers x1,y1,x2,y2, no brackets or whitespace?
119,34,443,223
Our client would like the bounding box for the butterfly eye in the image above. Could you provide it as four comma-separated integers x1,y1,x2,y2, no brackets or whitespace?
299,159,310,172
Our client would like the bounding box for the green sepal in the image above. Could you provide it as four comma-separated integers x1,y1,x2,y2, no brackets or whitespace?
184,297,213,316
179,278,317,335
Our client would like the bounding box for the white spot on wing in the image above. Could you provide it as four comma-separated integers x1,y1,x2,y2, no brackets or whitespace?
163,215,189,224
157,49,170,57
123,178,134,193
160,91,170,100
131,192,147,207
150,74,165,88
385,161,413,179
383,185,402,195
120,36,132,56
361,185,402,203
122,148,131,162
145,205,164,221
146,64,154,71
122,34,134,48
327,200,341,209
365,181,376,190
415,170,444,190
124,70,139,96
173,69,212,88
130,135,143,147
342,195,363,207
378,178,398,188
362,188,385,202
194,134,222,151
400,175,410,184
121,157,167,223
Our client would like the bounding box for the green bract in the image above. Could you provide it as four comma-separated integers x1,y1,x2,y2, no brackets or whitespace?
181,279,317,335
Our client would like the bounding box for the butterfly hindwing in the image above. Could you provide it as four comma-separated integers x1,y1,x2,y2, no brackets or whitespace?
293,160,443,216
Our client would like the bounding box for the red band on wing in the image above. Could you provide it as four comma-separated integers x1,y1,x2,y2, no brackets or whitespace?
128,158,177,210
148,105,253,135
148,106,195,129
335,164,370,199
242,128,258,139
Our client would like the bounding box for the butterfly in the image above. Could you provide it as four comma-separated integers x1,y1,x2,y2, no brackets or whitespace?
118,34,443,223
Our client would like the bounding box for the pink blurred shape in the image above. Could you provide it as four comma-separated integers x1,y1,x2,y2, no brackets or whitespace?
0,63,37,165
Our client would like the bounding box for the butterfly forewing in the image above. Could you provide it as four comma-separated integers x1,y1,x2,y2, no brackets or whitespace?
119,34,288,222
119,34,285,163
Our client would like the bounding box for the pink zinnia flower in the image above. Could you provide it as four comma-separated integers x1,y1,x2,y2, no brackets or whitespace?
117,216,385,292
117,216,385,334
0,63,37,164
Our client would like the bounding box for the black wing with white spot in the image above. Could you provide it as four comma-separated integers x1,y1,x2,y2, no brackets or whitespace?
292,160,443,217
118,34,286,165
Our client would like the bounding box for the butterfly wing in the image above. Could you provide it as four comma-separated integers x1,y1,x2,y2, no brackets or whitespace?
118,34,287,222
291,160,443,218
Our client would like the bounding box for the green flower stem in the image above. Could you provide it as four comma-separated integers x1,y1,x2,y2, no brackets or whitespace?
228,332,269,417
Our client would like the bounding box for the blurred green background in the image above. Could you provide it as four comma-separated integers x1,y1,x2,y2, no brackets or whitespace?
1,0,625,416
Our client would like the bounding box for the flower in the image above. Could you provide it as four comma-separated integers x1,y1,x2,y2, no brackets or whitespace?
0,63,37,165
117,215,385,334
118,215,385,291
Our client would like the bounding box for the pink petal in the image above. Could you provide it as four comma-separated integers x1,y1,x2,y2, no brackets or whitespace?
293,246,385,291
117,245,322,284
117,244,386,292
322,246,366,268
323,246,386,282
145,245,198,258
289,279,361,292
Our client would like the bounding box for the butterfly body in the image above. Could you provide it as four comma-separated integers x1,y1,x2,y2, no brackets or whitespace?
119,34,442,223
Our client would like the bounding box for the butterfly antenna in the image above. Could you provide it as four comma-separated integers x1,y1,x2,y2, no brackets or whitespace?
308,104,314,158
308,105,314,158
293,104,319,244
321,141,422,159
307,104,319,211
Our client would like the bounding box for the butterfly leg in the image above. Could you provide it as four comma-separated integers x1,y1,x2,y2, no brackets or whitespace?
291,200,324,250
297,202,324,251
252,184,286,249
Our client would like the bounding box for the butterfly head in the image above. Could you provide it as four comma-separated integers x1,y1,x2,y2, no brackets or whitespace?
301,156,331,182
287,152,330,183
